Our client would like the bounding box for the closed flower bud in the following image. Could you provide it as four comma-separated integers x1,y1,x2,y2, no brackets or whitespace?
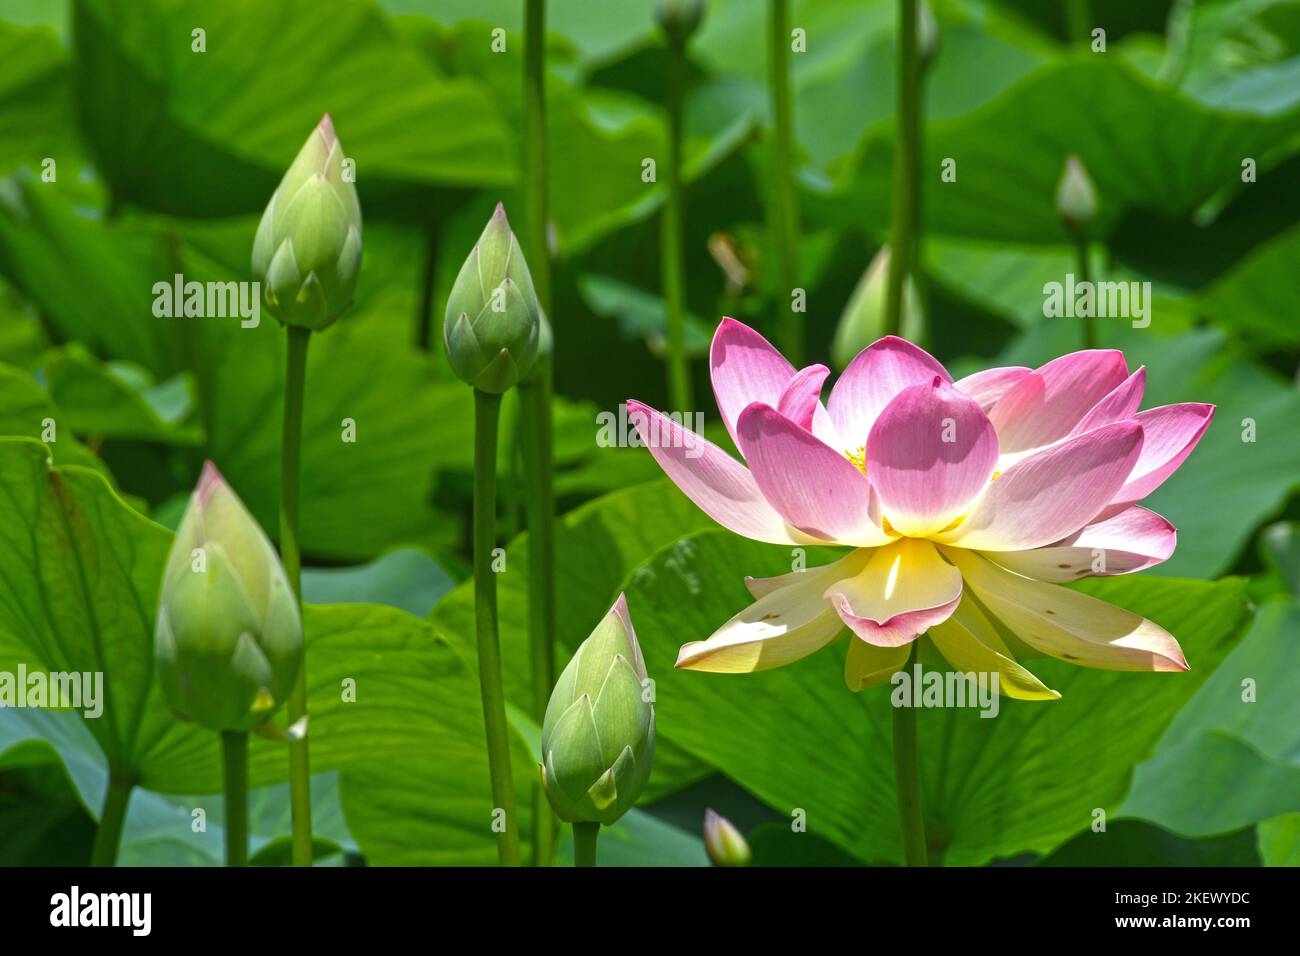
703,809,751,867
830,246,923,371
918,0,940,67
655,0,704,44
1056,154,1097,232
540,594,655,826
252,114,363,331
155,463,303,732
444,203,541,393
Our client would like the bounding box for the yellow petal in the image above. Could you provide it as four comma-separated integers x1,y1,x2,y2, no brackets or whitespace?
927,598,1060,700
844,637,909,692
942,547,1188,672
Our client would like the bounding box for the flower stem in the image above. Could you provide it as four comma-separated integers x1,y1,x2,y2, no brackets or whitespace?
221,730,249,867
524,0,552,318
573,821,600,867
280,324,313,868
1074,230,1097,349
518,373,557,867
769,0,802,364
473,388,522,867
89,772,133,867
663,29,693,412
884,0,921,340
414,223,441,353
891,644,928,866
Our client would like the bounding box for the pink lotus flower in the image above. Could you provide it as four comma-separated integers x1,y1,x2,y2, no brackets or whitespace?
628,318,1214,698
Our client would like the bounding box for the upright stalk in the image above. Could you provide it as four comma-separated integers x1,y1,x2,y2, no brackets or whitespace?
662,30,693,412
769,0,802,364
89,773,133,867
884,0,921,339
414,223,441,353
473,388,522,867
221,731,249,867
522,1,559,868
573,821,600,867
891,645,928,867
524,0,552,316
519,375,556,867
280,324,313,867
1074,231,1097,349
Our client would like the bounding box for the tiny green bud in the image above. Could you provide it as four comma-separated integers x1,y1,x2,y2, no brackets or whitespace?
703,809,752,867
655,0,704,44
540,594,655,826
444,203,541,393
830,246,923,370
918,0,940,67
252,114,363,331
155,463,303,732
1056,153,1097,232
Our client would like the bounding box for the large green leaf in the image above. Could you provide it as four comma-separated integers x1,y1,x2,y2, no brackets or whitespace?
0,19,78,180
614,529,1250,865
1120,600,1300,837
71,0,512,218
834,56,1300,243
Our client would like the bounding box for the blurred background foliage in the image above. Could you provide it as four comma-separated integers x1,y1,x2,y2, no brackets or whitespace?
0,0,1296,867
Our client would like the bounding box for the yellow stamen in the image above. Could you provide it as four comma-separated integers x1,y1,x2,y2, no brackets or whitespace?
845,445,867,475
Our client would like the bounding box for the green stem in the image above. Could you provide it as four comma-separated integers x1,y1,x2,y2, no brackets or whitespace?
663,32,692,412
89,773,133,867
1066,0,1091,44
884,0,921,340
473,388,521,867
221,731,249,867
524,0,552,318
769,0,802,364
573,821,600,867
891,644,928,867
280,324,313,868
1074,229,1096,349
519,374,557,867
414,223,441,353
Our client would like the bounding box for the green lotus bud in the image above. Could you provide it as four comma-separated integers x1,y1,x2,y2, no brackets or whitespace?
444,203,541,393
655,0,704,44
918,0,940,67
1056,154,1097,232
830,246,923,370
155,462,303,733
703,809,751,867
252,113,363,331
540,594,655,826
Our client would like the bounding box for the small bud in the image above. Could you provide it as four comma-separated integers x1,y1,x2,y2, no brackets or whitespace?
703,809,751,867
444,203,541,393
252,114,363,331
523,310,554,384
155,463,304,732
655,0,704,45
830,246,923,371
540,595,655,826
1056,154,1097,232
918,0,940,67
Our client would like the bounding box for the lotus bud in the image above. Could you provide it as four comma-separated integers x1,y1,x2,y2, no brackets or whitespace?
444,203,541,393
155,463,303,733
655,0,704,45
1056,154,1097,232
830,246,923,370
252,113,363,332
703,809,751,867
540,594,655,826
523,310,554,384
